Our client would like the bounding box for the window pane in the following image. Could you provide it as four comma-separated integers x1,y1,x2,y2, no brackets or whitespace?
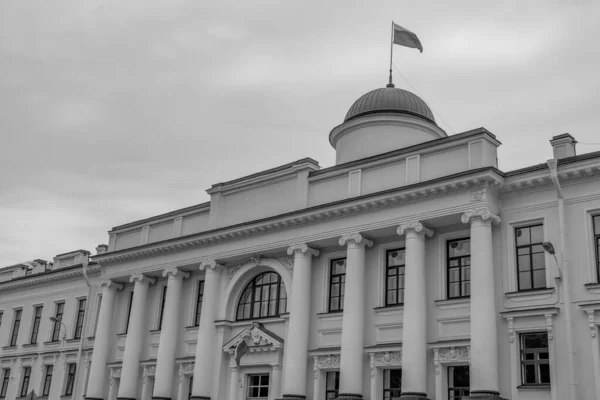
449,283,460,298
523,364,536,384
517,247,530,256
388,250,405,266
449,239,470,257
449,268,460,282
462,281,471,296
463,266,471,281
523,333,548,348
518,255,531,272
533,269,546,288
516,227,530,246
387,291,397,305
539,364,551,383
519,271,532,290
330,297,339,310
594,216,600,235
530,225,544,243
532,253,545,270
388,276,397,290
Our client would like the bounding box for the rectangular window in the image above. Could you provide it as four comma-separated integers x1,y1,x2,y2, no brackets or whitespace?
515,224,546,291
188,377,193,400
520,332,550,385
0,311,3,330
329,258,346,312
158,286,167,330
447,238,471,298
122,292,134,334
64,363,77,395
73,298,87,339
42,365,53,396
0,368,10,398
194,281,205,326
594,215,600,282
20,366,31,397
246,374,269,399
51,302,65,342
10,309,22,347
325,371,339,399
93,294,102,336
30,305,43,344
386,249,406,306
383,369,402,400
448,366,470,400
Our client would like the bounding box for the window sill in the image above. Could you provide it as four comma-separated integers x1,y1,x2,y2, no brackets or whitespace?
316,312,343,322
434,297,470,310
43,340,61,345
505,288,555,302
585,283,600,294
22,343,39,348
116,333,128,338
517,384,551,390
373,305,404,316
149,329,162,337
66,338,81,343
1,345,17,351
185,325,199,332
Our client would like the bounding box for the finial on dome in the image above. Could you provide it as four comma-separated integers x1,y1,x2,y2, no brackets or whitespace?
387,68,395,88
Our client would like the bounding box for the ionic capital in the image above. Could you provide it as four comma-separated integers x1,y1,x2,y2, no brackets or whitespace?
339,232,373,248
397,221,434,237
287,243,320,257
129,273,156,285
162,266,190,279
461,208,501,225
100,280,123,291
199,259,224,272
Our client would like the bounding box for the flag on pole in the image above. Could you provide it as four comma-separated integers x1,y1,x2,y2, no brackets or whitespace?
392,22,423,53
235,340,249,367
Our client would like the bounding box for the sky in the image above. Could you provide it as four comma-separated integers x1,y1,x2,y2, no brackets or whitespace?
1,0,599,265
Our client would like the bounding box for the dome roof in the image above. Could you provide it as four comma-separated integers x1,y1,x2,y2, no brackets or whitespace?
344,84,436,124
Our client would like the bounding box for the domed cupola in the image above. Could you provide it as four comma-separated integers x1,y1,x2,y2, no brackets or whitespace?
344,84,436,124
330,83,447,165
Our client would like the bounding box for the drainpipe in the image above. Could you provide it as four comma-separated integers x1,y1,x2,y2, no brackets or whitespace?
72,257,92,400
547,159,577,400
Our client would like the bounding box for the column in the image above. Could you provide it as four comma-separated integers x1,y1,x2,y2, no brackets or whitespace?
191,260,223,400
118,273,156,400
397,221,433,400
337,233,373,400
271,364,283,399
86,280,123,400
281,243,320,400
461,209,502,399
153,267,189,399
229,367,240,399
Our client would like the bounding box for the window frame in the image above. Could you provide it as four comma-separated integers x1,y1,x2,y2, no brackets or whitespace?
64,363,77,396
246,373,269,399
10,308,22,347
157,285,168,330
447,365,470,400
42,364,53,396
194,280,205,327
73,298,87,340
447,238,471,299
20,366,31,397
382,368,402,400
121,291,134,334
30,305,43,344
236,272,287,321
0,368,10,398
51,302,65,342
385,248,406,307
328,258,347,312
593,215,600,282
519,332,550,386
325,371,339,399
93,294,103,337
515,224,547,292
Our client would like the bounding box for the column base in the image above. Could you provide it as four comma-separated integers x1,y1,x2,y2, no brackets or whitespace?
466,390,508,400
281,395,306,400
335,393,363,400
399,392,430,400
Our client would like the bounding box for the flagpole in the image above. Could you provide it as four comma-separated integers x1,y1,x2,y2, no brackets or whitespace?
388,21,394,87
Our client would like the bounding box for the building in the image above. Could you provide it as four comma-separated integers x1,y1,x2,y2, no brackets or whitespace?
1,82,600,400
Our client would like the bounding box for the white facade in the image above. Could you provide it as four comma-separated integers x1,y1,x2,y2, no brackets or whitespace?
2,85,600,400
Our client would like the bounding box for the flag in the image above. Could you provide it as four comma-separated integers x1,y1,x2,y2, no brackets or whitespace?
392,22,423,53
235,340,249,367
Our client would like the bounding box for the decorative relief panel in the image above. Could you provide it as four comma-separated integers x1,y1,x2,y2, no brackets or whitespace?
432,346,471,375
313,354,341,378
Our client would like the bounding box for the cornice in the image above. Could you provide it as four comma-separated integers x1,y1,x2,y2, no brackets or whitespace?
93,168,503,265
0,266,101,291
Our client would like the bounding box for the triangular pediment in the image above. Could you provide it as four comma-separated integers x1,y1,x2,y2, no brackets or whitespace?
223,321,284,352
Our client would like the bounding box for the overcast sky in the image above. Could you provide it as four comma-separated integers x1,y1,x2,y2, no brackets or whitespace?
1,0,599,265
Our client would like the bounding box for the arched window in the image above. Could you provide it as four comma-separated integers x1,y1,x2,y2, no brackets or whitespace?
236,272,287,321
